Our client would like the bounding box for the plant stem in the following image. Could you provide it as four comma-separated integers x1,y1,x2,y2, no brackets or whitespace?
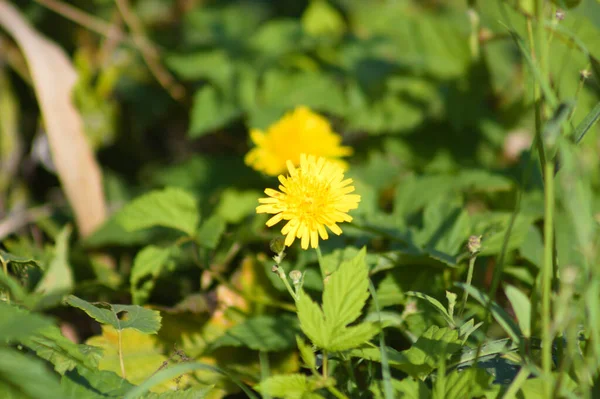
276,267,298,301
459,255,477,317
542,160,554,390
322,350,328,378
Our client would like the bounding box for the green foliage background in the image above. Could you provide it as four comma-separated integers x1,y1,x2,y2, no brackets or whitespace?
1,0,600,398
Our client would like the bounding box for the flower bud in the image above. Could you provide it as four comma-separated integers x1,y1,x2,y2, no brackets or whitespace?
467,235,482,255
289,270,302,285
270,237,285,254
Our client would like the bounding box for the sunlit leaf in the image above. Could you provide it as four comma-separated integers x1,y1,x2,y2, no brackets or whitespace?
117,188,199,236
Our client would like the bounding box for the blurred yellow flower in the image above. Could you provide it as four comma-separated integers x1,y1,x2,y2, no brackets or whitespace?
257,154,360,249
245,106,353,176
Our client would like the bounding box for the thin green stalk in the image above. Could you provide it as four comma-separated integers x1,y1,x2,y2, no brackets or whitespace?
459,255,477,318
322,350,328,378
259,351,271,399
275,267,298,301
542,160,555,393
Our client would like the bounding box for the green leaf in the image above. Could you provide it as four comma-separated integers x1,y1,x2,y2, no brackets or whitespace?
0,249,39,269
296,336,316,370
36,225,74,296
456,283,521,343
256,374,309,399
196,214,227,249
504,284,531,337
296,290,328,349
433,368,493,399
61,366,135,399
21,325,102,375
349,326,462,379
322,247,369,333
117,187,199,236
393,326,462,379
216,189,261,223
211,314,299,352
66,295,162,334
130,245,176,305
0,301,53,342
392,378,431,399
573,102,600,144
417,197,470,260
0,347,64,399
519,226,544,267
301,0,345,38
328,322,379,352
122,362,258,399
189,86,241,138
406,291,455,328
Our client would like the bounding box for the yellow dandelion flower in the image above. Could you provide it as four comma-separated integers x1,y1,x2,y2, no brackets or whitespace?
256,154,361,249
245,106,353,176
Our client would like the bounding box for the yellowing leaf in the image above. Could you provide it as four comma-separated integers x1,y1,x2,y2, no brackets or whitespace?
86,325,186,392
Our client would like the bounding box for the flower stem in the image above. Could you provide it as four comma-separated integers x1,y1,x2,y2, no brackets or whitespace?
322,350,328,378
542,160,555,387
276,267,298,301
459,255,477,318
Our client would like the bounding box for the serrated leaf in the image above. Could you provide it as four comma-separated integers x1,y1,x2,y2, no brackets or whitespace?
456,283,521,343
406,291,455,328
36,225,74,296
256,374,309,399
394,326,462,379
392,378,431,399
21,325,102,375
117,187,199,236
0,301,53,342
322,247,369,333
211,314,299,352
328,322,379,352
0,347,64,399
504,284,531,337
433,368,493,399
130,245,175,305
297,290,328,349
66,295,162,334
197,214,227,249
296,336,316,370
349,326,462,379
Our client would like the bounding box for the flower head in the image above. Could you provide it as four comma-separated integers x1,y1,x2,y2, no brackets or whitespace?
245,106,353,176
257,154,360,249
